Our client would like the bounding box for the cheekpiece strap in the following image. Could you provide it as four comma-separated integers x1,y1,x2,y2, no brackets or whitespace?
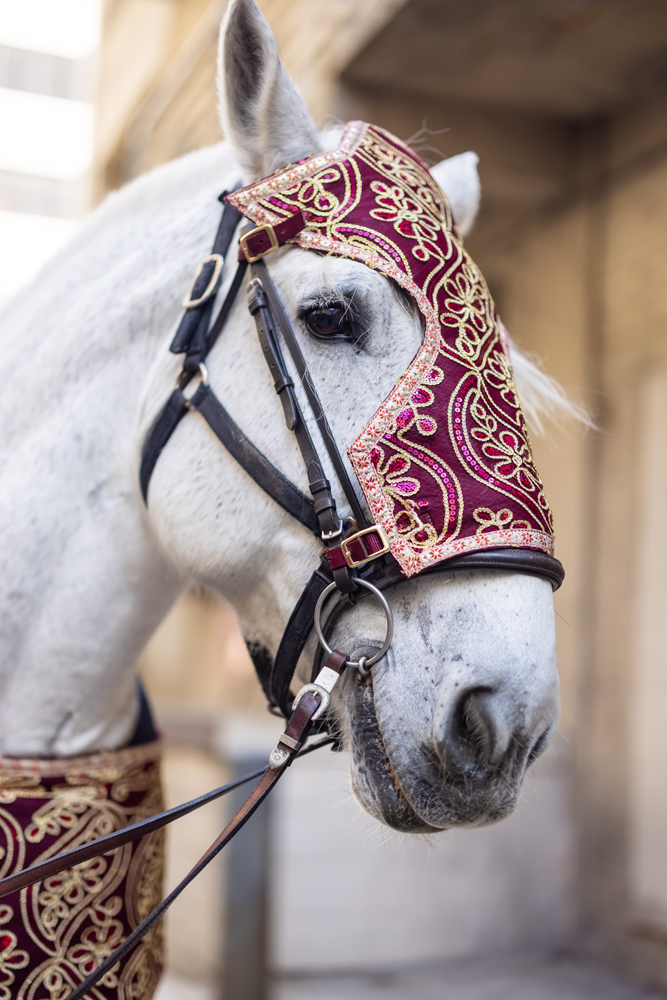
169,195,242,364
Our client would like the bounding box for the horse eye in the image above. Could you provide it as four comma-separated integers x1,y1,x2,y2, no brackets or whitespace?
304,306,350,341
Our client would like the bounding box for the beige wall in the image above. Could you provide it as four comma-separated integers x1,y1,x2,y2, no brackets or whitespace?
95,0,667,986
336,73,667,985
582,96,667,982
630,366,667,942
94,0,406,194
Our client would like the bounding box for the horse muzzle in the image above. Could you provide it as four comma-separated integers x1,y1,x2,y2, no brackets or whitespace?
342,664,560,832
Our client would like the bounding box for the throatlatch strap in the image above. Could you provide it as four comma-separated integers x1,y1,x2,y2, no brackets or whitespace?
140,260,246,504
139,388,189,501
203,258,247,357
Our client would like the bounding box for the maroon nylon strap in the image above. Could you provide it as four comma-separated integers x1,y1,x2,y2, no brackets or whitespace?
238,210,307,261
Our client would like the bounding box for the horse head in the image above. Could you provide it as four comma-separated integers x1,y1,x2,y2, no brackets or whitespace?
139,0,568,834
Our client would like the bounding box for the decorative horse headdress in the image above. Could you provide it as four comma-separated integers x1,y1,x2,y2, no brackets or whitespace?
228,121,554,577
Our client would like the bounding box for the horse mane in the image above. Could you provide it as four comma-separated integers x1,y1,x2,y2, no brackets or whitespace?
79,142,236,243
510,344,593,436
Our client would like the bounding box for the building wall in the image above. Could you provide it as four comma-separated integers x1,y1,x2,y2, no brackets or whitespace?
92,0,667,988
583,94,667,983
476,88,667,985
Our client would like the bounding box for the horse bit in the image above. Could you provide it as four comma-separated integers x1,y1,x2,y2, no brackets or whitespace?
0,192,564,997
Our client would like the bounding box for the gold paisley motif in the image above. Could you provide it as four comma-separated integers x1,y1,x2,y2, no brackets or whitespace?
0,742,163,999
227,121,555,576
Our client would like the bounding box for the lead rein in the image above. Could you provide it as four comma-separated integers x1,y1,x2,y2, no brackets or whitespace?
58,651,349,1000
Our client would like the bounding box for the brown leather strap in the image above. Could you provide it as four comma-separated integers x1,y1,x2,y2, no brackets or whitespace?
63,664,345,1000
0,734,329,902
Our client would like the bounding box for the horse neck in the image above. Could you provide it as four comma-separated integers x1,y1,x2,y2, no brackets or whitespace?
0,143,239,757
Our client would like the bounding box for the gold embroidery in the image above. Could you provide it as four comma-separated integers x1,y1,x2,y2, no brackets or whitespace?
227,122,555,577
0,744,163,999
0,904,30,999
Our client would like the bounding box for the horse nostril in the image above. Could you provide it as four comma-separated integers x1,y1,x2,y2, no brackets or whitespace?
437,686,497,778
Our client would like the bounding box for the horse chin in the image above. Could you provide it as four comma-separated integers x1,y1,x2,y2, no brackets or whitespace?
341,675,526,833
342,676,437,833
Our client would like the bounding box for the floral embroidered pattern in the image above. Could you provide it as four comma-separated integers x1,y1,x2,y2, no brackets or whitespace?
0,743,164,999
228,122,555,576
0,905,29,999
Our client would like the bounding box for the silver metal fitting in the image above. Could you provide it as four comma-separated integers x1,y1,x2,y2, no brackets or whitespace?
313,579,394,670
357,655,372,678
269,746,291,770
268,734,303,770
292,682,330,722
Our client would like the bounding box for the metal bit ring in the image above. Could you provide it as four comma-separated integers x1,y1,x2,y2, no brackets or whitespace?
314,579,394,670
357,655,371,678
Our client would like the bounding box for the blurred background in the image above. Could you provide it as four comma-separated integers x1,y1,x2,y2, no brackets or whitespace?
2,0,667,997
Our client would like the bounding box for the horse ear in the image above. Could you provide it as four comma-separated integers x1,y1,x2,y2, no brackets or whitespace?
430,152,481,237
218,0,322,180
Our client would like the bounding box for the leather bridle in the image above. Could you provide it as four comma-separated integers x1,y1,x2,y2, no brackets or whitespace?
0,193,564,998
140,192,564,717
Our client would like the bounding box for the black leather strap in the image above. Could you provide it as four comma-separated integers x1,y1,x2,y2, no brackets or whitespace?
254,259,369,531
170,195,243,371
140,260,247,503
431,547,565,590
269,562,333,715
203,259,247,357
139,377,319,534
248,277,299,431
245,266,357,590
246,273,343,542
139,389,189,501
193,384,319,533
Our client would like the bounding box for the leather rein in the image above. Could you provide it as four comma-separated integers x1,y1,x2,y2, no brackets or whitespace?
1,193,564,998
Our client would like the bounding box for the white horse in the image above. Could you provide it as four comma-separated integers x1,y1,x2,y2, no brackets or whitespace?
0,0,577,837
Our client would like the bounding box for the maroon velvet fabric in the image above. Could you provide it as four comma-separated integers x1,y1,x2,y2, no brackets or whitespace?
0,743,164,999
229,122,555,577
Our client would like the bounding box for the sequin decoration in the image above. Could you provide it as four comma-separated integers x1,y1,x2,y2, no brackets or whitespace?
228,122,554,577
0,742,164,999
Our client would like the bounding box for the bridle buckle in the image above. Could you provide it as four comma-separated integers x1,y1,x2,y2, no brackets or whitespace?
340,525,390,568
239,224,280,263
182,254,223,309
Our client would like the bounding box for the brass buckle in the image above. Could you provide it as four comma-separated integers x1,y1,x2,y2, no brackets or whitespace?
340,525,391,568
239,224,279,262
182,254,223,309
